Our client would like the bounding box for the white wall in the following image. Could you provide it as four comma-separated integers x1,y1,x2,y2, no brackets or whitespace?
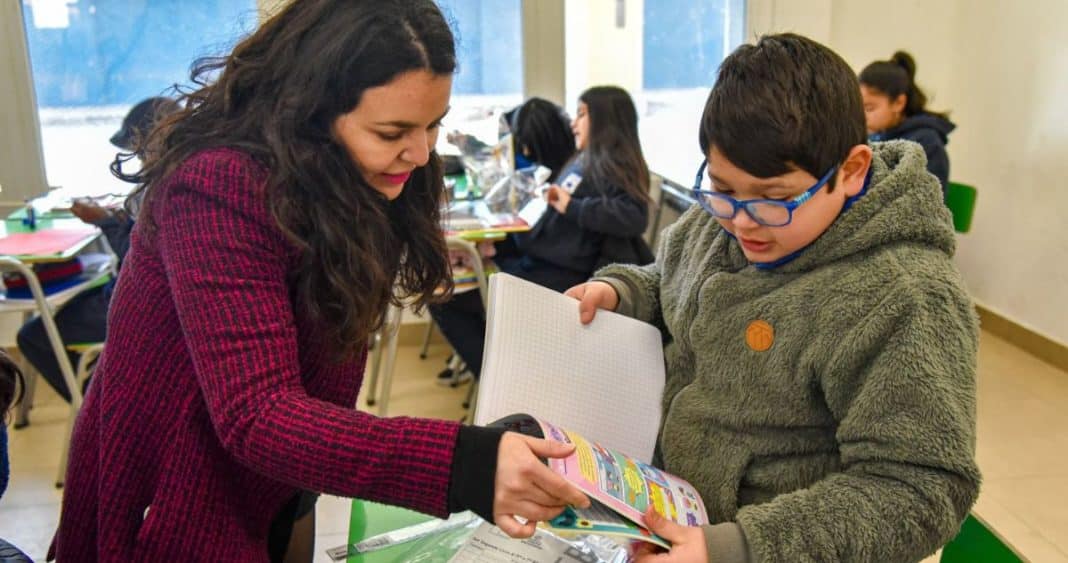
759,0,1068,344
564,0,644,106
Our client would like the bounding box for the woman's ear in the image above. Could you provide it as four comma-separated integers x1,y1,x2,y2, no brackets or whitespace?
839,144,873,197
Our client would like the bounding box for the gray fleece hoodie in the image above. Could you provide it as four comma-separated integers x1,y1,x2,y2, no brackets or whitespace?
595,141,980,563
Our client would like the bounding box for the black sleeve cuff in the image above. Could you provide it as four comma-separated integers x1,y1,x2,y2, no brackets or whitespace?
447,425,506,523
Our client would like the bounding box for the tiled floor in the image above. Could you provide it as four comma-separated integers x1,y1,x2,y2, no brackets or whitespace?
1,330,1066,562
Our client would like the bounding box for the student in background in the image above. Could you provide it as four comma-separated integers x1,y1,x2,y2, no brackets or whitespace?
445,97,575,173
431,97,576,385
569,34,978,562
14,96,178,408
430,86,652,382
0,350,33,561
504,97,576,174
860,51,955,192
51,2,588,562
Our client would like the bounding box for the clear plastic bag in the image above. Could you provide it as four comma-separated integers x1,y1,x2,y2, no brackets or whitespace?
389,518,633,563
482,165,552,215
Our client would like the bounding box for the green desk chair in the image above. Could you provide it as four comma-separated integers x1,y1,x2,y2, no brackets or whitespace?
945,182,978,233
940,514,1024,563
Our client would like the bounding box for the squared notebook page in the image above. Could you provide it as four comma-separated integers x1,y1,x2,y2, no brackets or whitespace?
475,273,665,462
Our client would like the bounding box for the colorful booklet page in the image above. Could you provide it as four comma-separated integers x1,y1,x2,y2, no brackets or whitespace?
495,414,708,549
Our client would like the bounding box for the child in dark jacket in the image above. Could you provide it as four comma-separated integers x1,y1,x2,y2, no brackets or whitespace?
430,86,652,381
569,34,978,563
860,51,955,193
15,97,178,407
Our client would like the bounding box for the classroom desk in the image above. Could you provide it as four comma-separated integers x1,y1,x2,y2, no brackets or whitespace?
0,214,116,485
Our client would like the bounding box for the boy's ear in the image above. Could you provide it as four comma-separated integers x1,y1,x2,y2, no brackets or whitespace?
838,144,873,197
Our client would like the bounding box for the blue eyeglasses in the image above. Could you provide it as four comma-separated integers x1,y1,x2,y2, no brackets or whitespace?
691,161,838,227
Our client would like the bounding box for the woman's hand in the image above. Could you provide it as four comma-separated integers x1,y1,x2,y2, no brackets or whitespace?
564,281,619,324
70,199,111,224
494,432,590,538
634,507,709,563
544,185,572,214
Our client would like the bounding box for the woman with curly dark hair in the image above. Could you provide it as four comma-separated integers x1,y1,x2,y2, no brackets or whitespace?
50,2,587,561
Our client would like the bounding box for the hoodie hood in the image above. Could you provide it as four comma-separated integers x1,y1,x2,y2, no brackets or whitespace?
874,112,956,145
779,140,955,272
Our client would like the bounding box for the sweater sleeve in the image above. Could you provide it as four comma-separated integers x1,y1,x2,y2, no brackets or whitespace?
561,182,648,238
155,153,462,517
735,281,980,562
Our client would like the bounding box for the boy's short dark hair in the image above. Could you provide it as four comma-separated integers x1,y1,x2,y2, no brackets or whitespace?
699,33,866,189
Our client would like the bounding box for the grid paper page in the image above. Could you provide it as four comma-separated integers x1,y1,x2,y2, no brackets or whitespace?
474,273,665,462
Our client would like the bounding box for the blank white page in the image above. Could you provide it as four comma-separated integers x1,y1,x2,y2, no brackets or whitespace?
474,273,665,462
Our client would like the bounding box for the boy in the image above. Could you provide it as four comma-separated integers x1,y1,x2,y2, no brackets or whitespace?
566,33,979,562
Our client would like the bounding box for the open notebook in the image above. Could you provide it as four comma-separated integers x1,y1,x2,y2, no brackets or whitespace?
474,273,666,463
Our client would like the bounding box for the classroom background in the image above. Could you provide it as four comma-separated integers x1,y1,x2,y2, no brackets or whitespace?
0,0,1065,561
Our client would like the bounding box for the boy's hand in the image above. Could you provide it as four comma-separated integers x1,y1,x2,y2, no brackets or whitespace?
544,185,571,214
493,432,590,538
634,507,709,563
564,281,619,324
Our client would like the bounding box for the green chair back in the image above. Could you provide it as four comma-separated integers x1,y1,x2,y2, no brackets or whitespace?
940,514,1024,563
945,182,978,233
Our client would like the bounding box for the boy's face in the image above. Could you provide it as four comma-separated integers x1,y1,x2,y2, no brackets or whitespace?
706,145,870,263
860,85,906,135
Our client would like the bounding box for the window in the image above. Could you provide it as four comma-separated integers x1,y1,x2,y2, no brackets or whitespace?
21,0,258,198
435,0,523,149
641,0,745,185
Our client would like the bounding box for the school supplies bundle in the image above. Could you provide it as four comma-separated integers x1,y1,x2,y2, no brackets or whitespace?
442,200,528,237
475,273,665,462
0,227,99,258
473,274,706,548
1,253,111,299
491,414,708,549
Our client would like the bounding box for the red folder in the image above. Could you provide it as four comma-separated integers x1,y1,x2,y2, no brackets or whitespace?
0,228,97,257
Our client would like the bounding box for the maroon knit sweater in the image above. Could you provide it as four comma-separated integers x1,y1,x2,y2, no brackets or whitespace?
51,148,462,561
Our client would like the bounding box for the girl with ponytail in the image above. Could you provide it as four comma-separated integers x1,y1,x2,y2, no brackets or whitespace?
859,51,955,192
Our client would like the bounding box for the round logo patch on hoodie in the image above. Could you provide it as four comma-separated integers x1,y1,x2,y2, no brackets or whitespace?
746,320,774,352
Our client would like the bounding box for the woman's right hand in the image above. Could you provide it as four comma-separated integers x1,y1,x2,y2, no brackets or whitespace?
494,432,590,538
564,281,619,324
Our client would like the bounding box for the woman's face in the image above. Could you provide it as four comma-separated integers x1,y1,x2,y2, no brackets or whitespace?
333,70,452,200
860,85,906,135
571,101,590,151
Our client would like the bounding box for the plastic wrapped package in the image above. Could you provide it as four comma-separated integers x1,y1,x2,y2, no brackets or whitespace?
482,165,552,216
389,519,633,563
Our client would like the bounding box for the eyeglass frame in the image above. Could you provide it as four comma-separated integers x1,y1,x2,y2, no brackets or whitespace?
691,160,839,227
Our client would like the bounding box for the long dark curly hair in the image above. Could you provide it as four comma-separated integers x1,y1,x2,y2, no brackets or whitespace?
116,0,457,357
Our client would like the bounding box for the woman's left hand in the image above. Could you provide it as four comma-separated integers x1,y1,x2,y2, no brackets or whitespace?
633,507,709,563
544,185,571,214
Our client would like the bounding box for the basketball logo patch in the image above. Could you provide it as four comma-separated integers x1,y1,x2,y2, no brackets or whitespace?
745,320,774,352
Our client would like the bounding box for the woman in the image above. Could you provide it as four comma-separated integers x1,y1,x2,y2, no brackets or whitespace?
51,2,587,561
430,86,653,380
